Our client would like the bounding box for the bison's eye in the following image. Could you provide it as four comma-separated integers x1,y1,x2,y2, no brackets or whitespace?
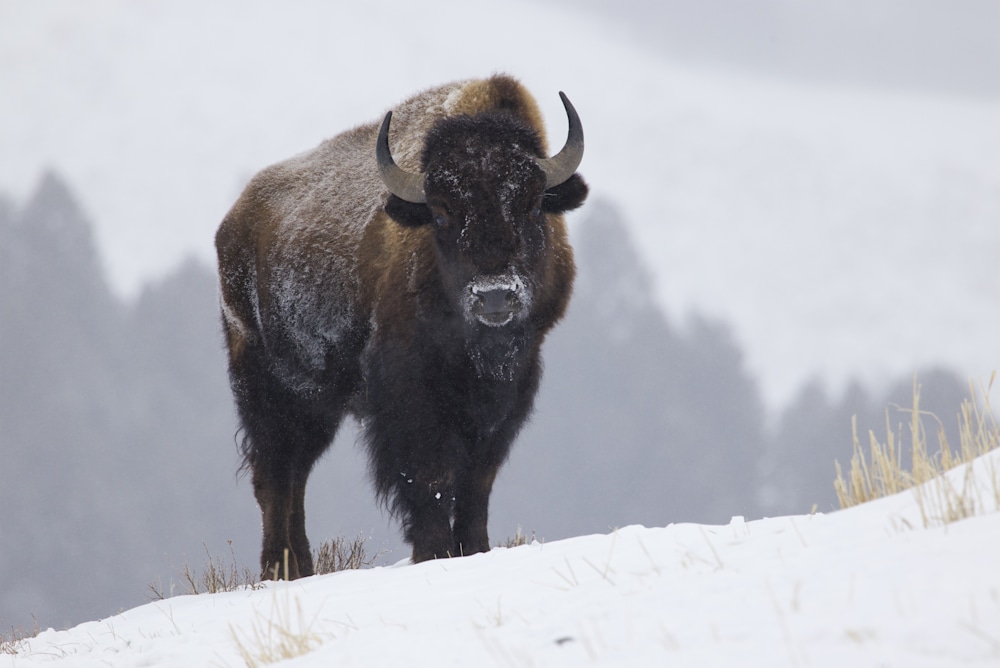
530,199,543,220
430,204,452,229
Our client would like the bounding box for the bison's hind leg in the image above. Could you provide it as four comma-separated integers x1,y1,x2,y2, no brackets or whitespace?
230,348,346,580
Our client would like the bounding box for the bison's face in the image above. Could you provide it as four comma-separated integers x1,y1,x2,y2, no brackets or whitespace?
379,96,587,330
422,131,550,328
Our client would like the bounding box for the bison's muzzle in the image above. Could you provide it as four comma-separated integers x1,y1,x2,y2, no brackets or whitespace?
466,274,529,327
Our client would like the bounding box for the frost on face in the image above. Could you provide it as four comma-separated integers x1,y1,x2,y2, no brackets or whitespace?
498,178,525,225
463,272,532,329
469,273,526,298
430,138,539,216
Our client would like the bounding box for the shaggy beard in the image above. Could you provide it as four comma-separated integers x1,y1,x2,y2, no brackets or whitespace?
464,332,524,382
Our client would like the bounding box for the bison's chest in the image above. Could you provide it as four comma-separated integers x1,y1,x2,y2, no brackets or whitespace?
452,354,533,437
359,322,539,443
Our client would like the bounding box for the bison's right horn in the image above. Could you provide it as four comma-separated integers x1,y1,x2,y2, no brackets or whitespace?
376,111,427,204
535,92,585,189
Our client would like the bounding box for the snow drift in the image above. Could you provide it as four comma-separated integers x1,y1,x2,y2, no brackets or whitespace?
7,450,999,667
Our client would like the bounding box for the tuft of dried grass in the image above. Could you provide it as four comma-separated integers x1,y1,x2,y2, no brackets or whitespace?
312,534,382,575
230,592,328,667
1,618,39,656
498,527,537,549
150,534,382,600
834,373,1000,527
148,540,262,600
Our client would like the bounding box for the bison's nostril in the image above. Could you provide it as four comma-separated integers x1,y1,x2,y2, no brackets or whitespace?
475,288,516,315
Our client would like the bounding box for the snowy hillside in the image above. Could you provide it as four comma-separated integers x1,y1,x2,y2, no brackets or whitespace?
3,1,999,407
7,451,1000,667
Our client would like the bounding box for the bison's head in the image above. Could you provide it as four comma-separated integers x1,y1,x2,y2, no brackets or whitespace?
378,94,587,331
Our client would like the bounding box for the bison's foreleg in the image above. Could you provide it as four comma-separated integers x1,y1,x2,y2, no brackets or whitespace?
452,358,542,557
452,464,499,557
368,421,464,562
393,435,465,562
404,491,456,562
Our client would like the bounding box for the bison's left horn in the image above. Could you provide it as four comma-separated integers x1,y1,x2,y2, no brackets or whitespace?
536,92,585,189
376,111,427,204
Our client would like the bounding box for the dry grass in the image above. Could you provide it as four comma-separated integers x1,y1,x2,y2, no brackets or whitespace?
229,591,328,667
150,534,381,600
149,540,262,599
498,527,537,549
313,533,382,575
145,536,381,665
835,373,1000,526
1,618,39,656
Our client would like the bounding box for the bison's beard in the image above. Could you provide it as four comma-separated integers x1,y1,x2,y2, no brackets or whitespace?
464,328,527,382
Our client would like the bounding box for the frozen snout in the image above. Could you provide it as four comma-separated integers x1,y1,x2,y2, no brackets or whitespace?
467,275,529,327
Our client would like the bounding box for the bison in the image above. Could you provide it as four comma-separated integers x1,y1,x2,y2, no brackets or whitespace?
215,74,588,578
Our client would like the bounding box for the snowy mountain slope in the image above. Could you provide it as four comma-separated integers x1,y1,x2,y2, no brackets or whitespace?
2,1,999,407
7,451,1000,667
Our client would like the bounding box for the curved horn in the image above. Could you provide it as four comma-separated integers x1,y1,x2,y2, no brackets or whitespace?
376,111,426,203
536,92,585,189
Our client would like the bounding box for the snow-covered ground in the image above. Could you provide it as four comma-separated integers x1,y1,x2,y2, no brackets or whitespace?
7,451,999,666
3,1,999,408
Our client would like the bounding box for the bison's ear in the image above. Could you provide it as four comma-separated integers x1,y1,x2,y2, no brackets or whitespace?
384,194,433,228
541,174,588,214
